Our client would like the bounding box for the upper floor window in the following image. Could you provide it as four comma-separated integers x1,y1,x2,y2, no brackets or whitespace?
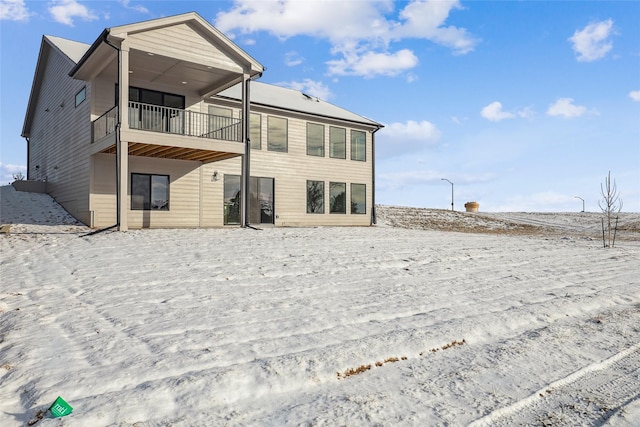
75,87,86,107
128,87,185,109
307,123,324,157
351,130,366,161
250,112,262,150
330,126,346,159
131,173,169,210
268,116,288,152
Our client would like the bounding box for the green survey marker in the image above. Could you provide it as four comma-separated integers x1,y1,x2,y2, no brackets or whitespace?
48,396,73,418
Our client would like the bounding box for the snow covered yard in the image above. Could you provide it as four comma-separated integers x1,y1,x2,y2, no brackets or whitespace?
1,185,639,426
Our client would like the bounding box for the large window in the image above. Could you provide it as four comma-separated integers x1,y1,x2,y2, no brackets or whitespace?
329,182,346,214
268,116,288,152
307,123,324,157
131,174,169,210
351,183,366,214
330,126,346,159
250,112,261,150
351,130,366,161
128,87,185,133
129,87,185,109
307,180,325,213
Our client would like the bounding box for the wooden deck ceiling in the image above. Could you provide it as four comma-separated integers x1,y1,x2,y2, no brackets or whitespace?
100,142,241,163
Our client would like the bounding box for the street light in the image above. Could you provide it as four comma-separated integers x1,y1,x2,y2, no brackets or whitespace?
574,195,585,212
441,178,454,211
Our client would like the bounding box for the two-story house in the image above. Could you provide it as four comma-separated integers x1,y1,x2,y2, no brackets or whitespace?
21,12,382,230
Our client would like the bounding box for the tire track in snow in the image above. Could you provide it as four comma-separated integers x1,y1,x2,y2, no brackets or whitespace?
469,342,640,426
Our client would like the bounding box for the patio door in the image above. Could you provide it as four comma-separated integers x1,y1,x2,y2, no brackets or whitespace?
224,175,274,225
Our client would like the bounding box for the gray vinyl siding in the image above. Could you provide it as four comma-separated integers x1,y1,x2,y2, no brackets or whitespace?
28,44,92,224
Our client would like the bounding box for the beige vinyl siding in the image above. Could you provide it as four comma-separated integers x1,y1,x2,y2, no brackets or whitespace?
203,100,374,227
28,44,92,224
91,155,204,228
128,23,242,72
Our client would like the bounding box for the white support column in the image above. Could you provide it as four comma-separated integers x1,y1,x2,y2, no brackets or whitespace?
117,41,130,231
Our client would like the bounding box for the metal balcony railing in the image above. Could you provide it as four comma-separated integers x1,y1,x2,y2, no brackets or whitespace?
92,106,117,142
91,102,243,143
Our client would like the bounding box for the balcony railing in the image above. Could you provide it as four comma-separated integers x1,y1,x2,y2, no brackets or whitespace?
92,106,117,142
91,102,243,143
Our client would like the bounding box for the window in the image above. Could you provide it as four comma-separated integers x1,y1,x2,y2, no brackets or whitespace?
307,180,325,213
307,123,324,157
128,87,185,109
224,175,241,224
131,174,169,210
329,182,346,214
351,183,366,214
330,126,346,159
351,130,366,161
250,112,262,150
208,106,234,139
268,116,288,152
224,174,275,225
75,87,86,107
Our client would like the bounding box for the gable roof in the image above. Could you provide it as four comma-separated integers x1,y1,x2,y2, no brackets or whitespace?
70,12,264,81
23,13,381,137
218,82,383,128
22,36,81,138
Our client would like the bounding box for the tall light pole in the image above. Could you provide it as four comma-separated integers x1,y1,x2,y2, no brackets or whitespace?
441,178,454,211
574,195,585,212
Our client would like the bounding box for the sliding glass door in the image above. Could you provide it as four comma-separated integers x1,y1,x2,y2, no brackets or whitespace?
224,175,274,225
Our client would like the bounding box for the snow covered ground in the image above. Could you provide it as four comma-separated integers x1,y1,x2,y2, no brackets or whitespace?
1,185,639,426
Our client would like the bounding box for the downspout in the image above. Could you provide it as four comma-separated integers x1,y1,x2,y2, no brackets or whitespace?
102,33,122,230
24,137,30,179
371,126,381,225
241,72,263,228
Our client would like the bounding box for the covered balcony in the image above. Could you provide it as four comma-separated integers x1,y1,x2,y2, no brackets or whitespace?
91,102,244,162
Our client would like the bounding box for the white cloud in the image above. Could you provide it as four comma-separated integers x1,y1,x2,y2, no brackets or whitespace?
382,120,441,141
214,0,477,77
377,170,495,192
377,120,441,159
49,0,97,26
285,51,303,67
546,98,587,118
327,49,418,77
629,90,640,102
569,19,614,62
481,102,515,122
0,0,30,21
274,79,333,101
393,0,478,55
119,0,148,14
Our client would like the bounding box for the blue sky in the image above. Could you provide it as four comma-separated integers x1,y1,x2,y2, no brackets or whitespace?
1,0,638,212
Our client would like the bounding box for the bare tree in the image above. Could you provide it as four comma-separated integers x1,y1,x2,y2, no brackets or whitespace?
598,171,623,248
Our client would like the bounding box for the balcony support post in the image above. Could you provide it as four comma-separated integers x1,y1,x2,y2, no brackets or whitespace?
241,73,250,228
117,41,130,231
